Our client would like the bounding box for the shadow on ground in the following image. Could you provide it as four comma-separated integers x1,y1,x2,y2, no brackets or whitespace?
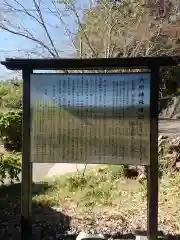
0,183,179,240
0,182,71,240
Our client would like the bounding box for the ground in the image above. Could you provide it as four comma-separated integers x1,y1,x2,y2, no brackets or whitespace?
0,120,180,239
0,166,180,239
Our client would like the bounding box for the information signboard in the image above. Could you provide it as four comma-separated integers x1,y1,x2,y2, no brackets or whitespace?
30,73,150,165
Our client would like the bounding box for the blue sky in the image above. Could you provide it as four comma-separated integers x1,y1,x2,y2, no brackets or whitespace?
0,0,92,80
31,73,150,107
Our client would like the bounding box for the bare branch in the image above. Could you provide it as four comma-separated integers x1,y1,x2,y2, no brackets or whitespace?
48,1,77,51
0,23,57,57
67,2,98,57
32,0,59,57
5,0,42,25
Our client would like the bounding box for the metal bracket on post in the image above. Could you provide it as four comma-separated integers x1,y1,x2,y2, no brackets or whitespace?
21,69,33,239
147,65,159,240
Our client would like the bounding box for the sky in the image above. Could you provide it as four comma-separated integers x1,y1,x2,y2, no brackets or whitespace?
31,73,150,107
0,0,93,80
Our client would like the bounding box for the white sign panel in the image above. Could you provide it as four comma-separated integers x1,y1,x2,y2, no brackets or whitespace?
30,73,150,165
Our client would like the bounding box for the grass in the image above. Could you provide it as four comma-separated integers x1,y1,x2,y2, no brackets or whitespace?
34,165,126,207
32,165,180,235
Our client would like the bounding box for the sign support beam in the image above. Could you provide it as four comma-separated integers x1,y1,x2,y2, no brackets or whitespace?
147,66,159,240
21,69,33,238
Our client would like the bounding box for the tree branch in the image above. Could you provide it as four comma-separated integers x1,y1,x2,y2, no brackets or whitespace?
32,0,60,57
48,1,77,51
0,23,57,57
68,3,98,57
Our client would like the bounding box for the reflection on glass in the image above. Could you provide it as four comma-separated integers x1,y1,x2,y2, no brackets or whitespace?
30,73,150,165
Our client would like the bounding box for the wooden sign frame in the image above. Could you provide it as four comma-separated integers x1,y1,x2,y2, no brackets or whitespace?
1,56,180,240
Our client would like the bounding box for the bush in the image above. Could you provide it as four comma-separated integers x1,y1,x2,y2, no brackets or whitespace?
0,152,21,184
0,79,22,109
0,110,22,151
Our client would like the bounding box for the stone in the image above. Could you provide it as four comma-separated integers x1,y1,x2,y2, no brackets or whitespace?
76,231,105,240
136,236,147,240
169,14,179,23
176,162,180,169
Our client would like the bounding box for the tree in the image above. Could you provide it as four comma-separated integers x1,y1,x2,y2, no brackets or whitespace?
1,0,180,59
75,0,148,58
75,0,180,58
74,0,180,96
1,0,180,95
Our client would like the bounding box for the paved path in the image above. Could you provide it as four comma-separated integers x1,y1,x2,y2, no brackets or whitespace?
159,119,180,136
1,120,180,182
32,163,96,182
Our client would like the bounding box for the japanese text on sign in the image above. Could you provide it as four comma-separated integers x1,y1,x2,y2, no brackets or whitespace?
30,73,150,165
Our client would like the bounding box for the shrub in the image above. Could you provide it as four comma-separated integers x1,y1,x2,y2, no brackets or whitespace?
0,152,21,184
0,110,22,151
0,79,22,109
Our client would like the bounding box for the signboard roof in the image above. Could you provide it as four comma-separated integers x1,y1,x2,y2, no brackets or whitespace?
1,56,180,70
